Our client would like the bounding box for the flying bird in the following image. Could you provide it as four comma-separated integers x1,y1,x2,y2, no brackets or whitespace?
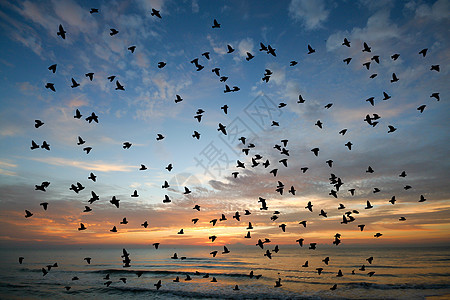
48,64,57,73
151,9,162,18
57,24,66,39
342,38,350,47
212,19,220,28
362,42,371,52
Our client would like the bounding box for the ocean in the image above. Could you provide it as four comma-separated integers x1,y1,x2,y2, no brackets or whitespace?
1,245,449,299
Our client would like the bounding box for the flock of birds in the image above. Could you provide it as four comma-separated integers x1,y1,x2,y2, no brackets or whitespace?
19,5,442,294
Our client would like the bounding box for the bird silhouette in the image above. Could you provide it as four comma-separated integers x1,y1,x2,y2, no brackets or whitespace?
430,93,440,101
202,52,210,59
419,48,428,57
212,19,220,28
128,46,136,53
57,24,66,39
388,125,397,133
307,44,315,54
227,45,235,53
342,38,351,47
115,81,125,90
71,78,80,88
154,280,162,290
109,28,119,36
151,9,162,18
343,57,352,64
429,63,440,72
417,105,426,113
362,42,371,52
391,73,399,83
90,8,99,13
218,123,227,135
48,64,57,73
45,83,55,92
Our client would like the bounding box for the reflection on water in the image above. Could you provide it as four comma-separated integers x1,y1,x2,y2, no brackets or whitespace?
1,245,449,299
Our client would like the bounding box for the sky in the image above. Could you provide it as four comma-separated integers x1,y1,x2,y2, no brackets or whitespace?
0,0,449,248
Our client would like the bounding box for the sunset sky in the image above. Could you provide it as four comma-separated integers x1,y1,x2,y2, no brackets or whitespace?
0,0,449,248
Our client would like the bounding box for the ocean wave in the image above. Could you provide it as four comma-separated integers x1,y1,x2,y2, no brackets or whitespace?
67,285,307,300
91,269,251,278
344,282,450,290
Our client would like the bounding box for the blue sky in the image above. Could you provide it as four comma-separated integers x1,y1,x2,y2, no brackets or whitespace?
0,0,449,246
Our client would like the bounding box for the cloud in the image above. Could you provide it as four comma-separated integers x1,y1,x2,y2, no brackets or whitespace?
51,0,99,35
326,10,399,51
415,0,449,21
237,38,254,58
288,0,330,30
192,0,199,13
0,161,18,176
28,157,135,172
